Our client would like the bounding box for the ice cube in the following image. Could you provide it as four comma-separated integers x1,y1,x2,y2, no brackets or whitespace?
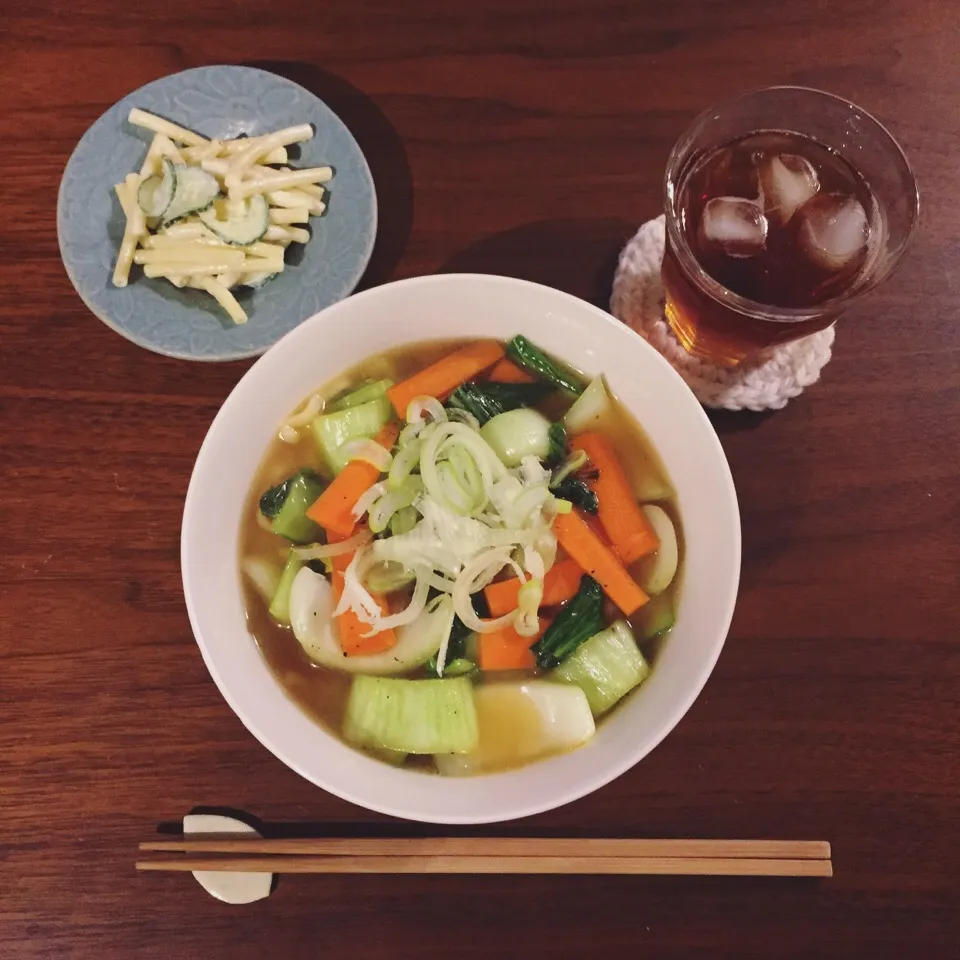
698,197,768,258
705,147,762,202
797,193,869,270
760,153,819,223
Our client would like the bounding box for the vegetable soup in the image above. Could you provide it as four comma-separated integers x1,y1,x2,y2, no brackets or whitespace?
240,336,682,775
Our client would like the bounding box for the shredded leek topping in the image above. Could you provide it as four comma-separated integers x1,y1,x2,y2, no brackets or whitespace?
333,393,570,649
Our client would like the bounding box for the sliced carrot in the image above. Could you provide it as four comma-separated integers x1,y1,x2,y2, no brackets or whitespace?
478,617,552,671
387,340,505,417
583,512,615,551
326,531,397,656
573,432,660,564
483,559,584,617
306,422,400,537
553,510,649,616
487,357,536,384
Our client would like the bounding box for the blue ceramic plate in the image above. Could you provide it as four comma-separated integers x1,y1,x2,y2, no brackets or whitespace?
57,65,377,361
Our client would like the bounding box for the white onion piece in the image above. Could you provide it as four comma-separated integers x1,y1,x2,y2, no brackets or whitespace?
550,449,588,486
431,594,458,676
398,421,425,447
452,548,523,633
285,393,323,428
241,557,281,605
293,528,371,560
415,567,458,593
334,547,383,620
519,455,550,487
388,439,422,489
351,481,387,521
406,395,447,425
336,547,432,633
368,487,418,534
341,438,393,472
446,407,481,431
361,574,430,634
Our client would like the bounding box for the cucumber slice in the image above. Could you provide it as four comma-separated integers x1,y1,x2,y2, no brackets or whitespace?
553,620,650,717
311,396,393,474
329,378,395,412
434,681,595,775
199,194,270,245
162,164,221,224
562,375,611,434
344,676,479,754
291,580,454,675
137,159,176,217
635,592,675,639
480,408,553,467
242,271,277,289
268,551,305,625
636,504,679,595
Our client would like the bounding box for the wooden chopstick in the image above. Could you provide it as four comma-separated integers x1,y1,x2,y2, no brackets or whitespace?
140,837,831,860
136,854,832,877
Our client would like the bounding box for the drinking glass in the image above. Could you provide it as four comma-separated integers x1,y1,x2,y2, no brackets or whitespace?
661,86,919,366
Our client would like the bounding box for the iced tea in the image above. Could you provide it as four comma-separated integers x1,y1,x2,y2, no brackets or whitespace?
661,88,918,366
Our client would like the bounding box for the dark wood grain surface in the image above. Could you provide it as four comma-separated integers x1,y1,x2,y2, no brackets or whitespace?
2,1,958,957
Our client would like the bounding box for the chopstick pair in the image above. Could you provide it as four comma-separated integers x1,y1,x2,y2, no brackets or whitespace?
137,837,833,877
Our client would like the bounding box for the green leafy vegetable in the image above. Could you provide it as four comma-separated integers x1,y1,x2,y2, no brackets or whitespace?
259,468,321,518
258,469,325,543
551,476,599,514
424,612,476,678
441,658,476,677
547,422,567,464
532,575,604,668
447,382,549,425
506,335,583,395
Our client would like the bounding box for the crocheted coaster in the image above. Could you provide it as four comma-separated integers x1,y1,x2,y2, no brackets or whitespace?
610,216,834,411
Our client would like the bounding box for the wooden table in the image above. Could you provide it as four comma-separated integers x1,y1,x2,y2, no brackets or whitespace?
3,1,958,956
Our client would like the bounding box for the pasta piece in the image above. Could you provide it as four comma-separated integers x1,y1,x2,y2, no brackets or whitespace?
134,244,246,266
112,175,146,287
266,188,325,216
197,277,248,324
263,224,311,245
228,166,331,200
114,180,134,219
245,241,286,260
219,138,286,164
143,262,238,279
200,158,231,176
266,188,312,208
268,206,310,225
127,108,206,146
224,124,314,185
143,230,221,248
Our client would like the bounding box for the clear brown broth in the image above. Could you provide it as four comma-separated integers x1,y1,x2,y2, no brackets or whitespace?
239,338,683,773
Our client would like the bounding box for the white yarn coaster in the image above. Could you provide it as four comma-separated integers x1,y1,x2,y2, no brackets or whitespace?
610,215,834,411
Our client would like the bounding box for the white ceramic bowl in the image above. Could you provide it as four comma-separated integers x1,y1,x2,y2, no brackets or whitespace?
182,274,740,823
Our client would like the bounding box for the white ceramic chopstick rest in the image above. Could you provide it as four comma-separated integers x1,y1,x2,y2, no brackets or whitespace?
182,814,273,903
